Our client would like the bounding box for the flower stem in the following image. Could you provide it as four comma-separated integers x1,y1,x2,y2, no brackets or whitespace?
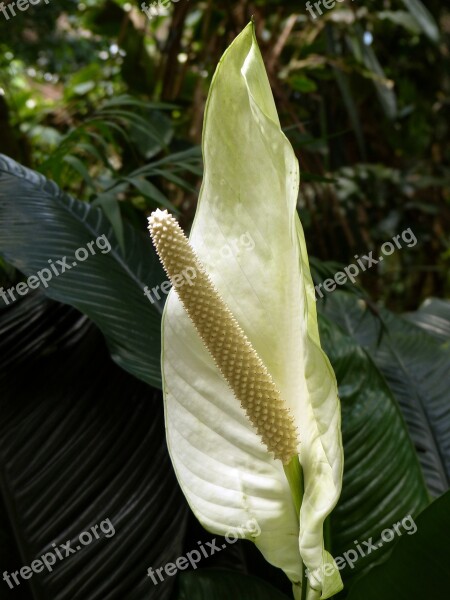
283,455,303,515
301,567,308,600
283,456,309,600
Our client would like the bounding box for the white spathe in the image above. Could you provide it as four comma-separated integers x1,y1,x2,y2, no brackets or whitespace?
160,22,343,598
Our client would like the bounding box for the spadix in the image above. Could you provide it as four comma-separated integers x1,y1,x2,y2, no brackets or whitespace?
149,208,300,464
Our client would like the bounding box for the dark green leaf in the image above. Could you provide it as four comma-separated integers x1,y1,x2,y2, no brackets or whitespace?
405,298,450,345
63,154,96,190
92,191,126,251
101,95,177,111
320,292,450,497
0,293,188,600
319,314,429,590
0,154,165,388
347,490,450,600
124,176,178,212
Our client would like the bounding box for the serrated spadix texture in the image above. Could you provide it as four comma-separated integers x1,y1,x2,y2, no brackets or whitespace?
158,22,343,598
149,209,300,463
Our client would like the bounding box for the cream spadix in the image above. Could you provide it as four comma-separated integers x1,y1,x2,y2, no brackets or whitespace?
148,208,299,464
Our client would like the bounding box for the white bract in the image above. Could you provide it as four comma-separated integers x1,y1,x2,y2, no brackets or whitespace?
149,22,344,600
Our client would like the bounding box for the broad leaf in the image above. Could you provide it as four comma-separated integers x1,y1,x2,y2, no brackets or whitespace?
318,314,429,591
320,291,450,497
0,154,165,388
0,293,187,600
347,490,450,600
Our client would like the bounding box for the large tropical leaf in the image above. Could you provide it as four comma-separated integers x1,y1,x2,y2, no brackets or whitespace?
318,315,429,591
347,490,450,600
320,291,450,497
0,154,165,388
0,292,187,600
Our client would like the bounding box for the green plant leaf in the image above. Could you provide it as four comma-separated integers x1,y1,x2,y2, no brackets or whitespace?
101,94,177,111
159,23,343,599
320,291,450,497
92,184,128,252
400,0,440,43
347,490,450,600
0,154,165,388
0,293,187,600
124,175,178,212
177,569,292,600
405,297,450,345
63,154,96,190
377,10,422,35
318,314,429,590
348,25,397,120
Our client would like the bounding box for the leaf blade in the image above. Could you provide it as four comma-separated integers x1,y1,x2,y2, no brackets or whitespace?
0,154,164,388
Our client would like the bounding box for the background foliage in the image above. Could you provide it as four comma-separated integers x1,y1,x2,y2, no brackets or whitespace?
1,0,449,307
0,1,449,599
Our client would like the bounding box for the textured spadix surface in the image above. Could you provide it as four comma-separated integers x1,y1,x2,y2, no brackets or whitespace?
159,22,343,598
149,209,299,464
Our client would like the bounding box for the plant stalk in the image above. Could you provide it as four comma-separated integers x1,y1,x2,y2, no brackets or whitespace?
283,456,309,600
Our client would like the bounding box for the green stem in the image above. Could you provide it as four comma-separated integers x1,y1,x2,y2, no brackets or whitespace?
283,455,303,515
301,566,308,600
283,456,310,600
